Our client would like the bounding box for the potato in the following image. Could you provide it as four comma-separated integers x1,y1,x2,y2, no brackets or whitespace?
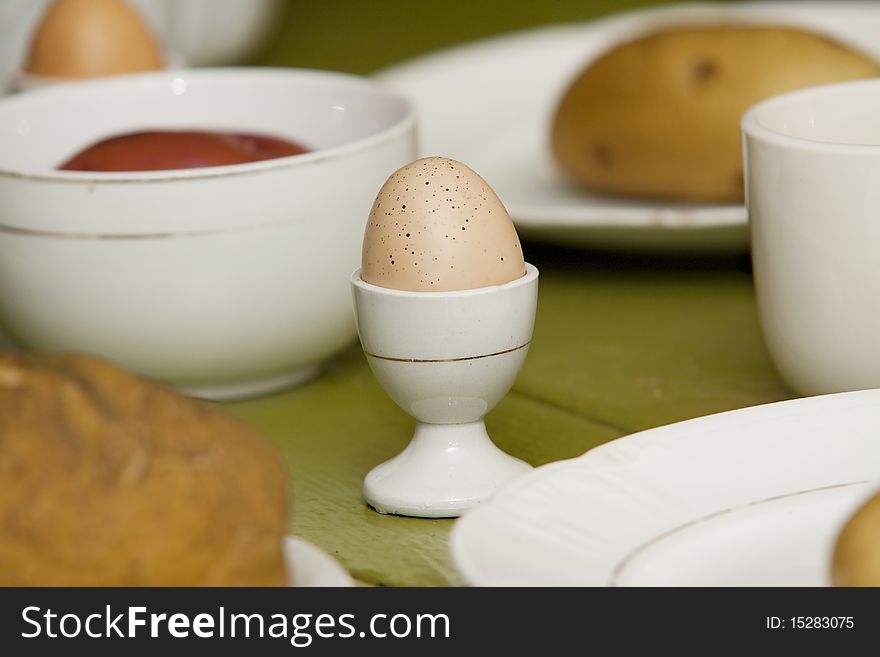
551,25,880,202
831,489,880,587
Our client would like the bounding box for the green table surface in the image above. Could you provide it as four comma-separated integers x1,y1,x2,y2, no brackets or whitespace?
225,0,792,587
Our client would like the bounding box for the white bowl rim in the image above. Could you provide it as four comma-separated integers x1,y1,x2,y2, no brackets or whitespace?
0,67,416,183
351,262,539,299
742,77,880,154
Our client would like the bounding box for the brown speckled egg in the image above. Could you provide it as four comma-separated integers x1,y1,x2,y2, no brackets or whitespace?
362,157,526,291
25,0,164,78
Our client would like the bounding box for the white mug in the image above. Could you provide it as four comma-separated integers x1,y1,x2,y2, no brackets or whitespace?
743,78,880,395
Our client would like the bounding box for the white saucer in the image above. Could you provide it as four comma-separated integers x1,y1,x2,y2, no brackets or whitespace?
285,536,353,587
376,1,880,252
450,388,880,586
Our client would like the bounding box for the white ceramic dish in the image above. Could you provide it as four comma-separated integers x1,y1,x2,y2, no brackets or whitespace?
450,388,880,586
153,0,283,67
0,68,416,400
375,1,880,252
352,264,538,518
744,78,880,396
285,536,353,587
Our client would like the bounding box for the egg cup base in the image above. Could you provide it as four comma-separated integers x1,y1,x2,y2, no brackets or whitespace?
363,419,532,518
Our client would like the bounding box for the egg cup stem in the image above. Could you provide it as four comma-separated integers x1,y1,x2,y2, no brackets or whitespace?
364,420,531,518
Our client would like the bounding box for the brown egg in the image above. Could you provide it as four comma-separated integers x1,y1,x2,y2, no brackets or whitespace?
362,157,526,292
24,0,164,78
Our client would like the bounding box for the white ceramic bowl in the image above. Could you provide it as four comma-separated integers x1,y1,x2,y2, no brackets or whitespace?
0,68,416,399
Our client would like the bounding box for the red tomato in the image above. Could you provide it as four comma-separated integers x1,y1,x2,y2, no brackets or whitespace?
59,130,310,172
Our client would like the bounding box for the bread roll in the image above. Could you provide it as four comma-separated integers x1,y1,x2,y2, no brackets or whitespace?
0,352,289,586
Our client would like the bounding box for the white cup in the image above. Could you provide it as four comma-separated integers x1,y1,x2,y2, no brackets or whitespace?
743,78,880,395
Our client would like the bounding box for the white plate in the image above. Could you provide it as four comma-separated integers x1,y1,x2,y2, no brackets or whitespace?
376,2,880,252
285,536,353,587
449,388,880,586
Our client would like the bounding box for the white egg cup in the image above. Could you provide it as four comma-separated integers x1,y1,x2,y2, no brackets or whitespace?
351,263,538,518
